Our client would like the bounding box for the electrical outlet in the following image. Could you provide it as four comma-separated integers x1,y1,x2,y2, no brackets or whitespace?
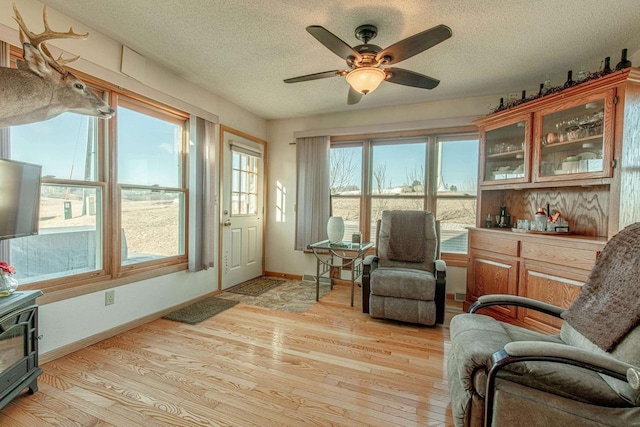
105,290,115,306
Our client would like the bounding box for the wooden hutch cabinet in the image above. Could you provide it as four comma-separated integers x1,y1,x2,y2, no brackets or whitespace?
467,68,640,332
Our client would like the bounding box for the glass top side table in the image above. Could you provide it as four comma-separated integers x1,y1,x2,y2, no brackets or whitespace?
307,240,374,306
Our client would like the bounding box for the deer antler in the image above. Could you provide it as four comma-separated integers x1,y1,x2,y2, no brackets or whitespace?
13,3,89,73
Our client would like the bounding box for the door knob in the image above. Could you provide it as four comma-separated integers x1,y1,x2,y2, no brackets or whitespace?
223,220,231,227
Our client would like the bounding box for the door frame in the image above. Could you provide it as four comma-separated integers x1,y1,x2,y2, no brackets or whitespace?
218,125,268,290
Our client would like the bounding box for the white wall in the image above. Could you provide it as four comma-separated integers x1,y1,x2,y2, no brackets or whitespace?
1,0,267,356
265,95,500,295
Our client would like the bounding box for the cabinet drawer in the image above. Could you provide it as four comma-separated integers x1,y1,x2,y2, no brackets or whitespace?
470,233,518,257
520,241,598,271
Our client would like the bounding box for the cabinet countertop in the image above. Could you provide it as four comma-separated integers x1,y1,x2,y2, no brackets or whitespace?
468,227,608,244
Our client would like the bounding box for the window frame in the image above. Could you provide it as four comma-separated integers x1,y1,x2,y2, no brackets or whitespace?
9,45,191,302
330,126,478,263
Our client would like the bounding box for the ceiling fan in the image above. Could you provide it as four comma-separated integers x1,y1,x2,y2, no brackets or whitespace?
284,24,452,105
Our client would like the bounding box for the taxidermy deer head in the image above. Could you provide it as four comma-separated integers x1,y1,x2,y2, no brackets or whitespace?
0,4,114,128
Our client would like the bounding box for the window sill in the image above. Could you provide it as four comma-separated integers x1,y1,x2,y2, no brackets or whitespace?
21,263,189,305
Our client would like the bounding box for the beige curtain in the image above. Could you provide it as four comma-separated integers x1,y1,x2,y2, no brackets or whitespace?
188,116,216,271
0,40,10,157
0,41,10,261
295,136,330,251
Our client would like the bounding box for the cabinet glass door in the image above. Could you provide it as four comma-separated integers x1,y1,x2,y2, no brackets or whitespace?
483,119,528,184
537,95,611,180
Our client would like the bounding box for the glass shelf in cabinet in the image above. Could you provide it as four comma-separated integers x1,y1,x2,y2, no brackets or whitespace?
486,149,525,159
541,135,603,153
489,171,526,180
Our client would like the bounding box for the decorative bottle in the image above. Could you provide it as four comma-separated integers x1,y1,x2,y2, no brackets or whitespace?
615,48,632,70
603,56,612,73
538,83,544,96
498,97,504,110
564,70,574,87
542,75,552,92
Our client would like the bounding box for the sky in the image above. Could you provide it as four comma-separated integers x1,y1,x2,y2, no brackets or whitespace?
10,109,181,188
333,138,479,193
12,112,479,194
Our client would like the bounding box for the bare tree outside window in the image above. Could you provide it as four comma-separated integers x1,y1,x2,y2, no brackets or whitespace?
329,146,362,237
372,163,389,220
405,165,425,193
330,148,357,194
405,165,425,210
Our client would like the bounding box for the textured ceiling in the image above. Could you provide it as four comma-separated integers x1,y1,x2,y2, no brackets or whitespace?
40,0,640,120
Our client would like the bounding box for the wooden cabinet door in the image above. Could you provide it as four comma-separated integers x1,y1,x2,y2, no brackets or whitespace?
532,88,615,183
518,261,587,333
468,250,519,318
479,113,532,187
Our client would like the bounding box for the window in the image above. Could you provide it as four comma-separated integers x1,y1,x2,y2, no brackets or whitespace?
329,144,362,239
9,112,105,285
435,136,479,253
329,131,479,254
370,140,426,244
4,46,190,294
116,97,188,268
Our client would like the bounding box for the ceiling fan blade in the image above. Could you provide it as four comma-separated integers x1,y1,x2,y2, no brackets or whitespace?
376,24,452,65
385,67,440,89
347,87,363,105
306,26,362,62
284,70,345,83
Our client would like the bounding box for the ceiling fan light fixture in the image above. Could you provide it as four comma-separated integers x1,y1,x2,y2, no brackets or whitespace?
346,67,386,94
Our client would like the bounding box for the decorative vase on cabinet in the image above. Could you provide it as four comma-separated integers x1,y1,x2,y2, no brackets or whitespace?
0,274,19,297
0,262,19,297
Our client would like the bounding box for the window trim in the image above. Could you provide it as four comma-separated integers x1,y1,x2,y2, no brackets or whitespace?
10,46,192,303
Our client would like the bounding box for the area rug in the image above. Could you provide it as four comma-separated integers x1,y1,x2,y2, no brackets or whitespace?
218,279,331,313
227,276,287,296
163,297,239,324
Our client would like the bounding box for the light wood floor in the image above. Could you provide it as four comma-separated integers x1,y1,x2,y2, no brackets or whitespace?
1,282,461,426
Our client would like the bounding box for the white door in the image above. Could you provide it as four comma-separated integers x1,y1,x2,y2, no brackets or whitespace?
220,131,264,290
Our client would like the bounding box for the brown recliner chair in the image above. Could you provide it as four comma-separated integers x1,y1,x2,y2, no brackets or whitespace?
448,222,640,426
362,210,446,326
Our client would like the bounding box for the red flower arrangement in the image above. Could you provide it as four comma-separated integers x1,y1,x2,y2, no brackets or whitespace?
0,262,16,275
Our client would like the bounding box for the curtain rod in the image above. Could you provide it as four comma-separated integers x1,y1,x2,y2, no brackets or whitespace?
292,115,479,139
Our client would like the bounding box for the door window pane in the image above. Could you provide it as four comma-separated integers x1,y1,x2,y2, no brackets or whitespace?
231,151,259,216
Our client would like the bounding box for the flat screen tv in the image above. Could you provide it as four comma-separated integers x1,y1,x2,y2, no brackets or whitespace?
0,158,42,240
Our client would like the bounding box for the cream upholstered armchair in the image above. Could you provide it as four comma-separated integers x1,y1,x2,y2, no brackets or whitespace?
361,210,446,326
448,222,640,427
